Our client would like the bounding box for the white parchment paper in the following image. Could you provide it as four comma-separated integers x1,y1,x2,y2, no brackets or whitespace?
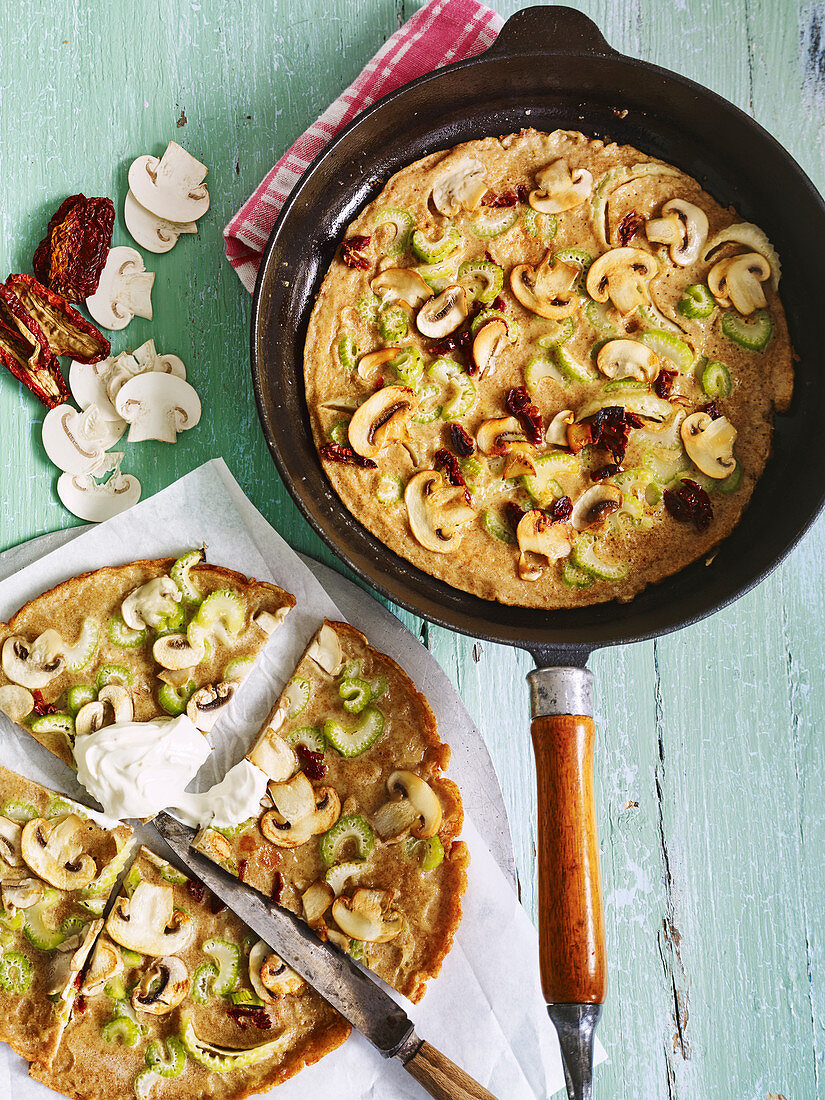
0,459,605,1098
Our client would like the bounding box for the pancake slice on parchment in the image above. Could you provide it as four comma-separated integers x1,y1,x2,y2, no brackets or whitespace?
0,765,132,1066
32,846,351,1100
189,620,469,1004
0,551,295,766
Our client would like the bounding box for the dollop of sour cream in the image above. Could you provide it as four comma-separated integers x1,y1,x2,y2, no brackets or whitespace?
174,758,269,829
73,715,210,820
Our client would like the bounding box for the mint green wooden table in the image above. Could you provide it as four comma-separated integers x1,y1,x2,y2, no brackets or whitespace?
1,2,823,1096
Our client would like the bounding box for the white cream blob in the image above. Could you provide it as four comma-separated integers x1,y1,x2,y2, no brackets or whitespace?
73,715,210,820
173,758,270,829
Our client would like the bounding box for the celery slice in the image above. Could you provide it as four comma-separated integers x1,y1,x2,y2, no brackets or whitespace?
467,207,519,239
337,335,359,372
572,534,628,581
457,260,503,304
411,225,461,263
481,509,516,545
721,309,772,352
376,474,403,505
639,329,695,371
373,207,413,256
320,813,374,867
677,283,716,319
701,360,732,398
522,208,557,241
379,306,408,343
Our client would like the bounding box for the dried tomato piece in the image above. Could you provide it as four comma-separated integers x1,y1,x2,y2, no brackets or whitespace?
427,329,470,356
0,284,67,408
703,400,723,420
504,501,526,532
272,871,284,905
448,421,475,457
319,442,377,469
227,1005,273,1030
490,295,506,312
296,743,327,781
187,878,206,904
550,496,572,522
653,369,677,399
33,194,115,301
617,211,644,246
591,463,622,482
238,859,249,883
590,406,643,463
31,690,58,716
505,386,543,445
482,188,519,207
664,479,713,531
434,448,467,489
6,275,109,364
342,235,371,270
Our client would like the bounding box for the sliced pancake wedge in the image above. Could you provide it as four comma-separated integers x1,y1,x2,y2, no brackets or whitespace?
31,846,350,1100
189,619,469,1004
0,765,132,1066
0,550,295,767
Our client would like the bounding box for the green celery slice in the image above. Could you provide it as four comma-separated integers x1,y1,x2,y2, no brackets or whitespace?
721,309,772,351
320,813,375,867
324,707,385,757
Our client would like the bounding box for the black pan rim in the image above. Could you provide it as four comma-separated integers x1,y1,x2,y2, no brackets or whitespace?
250,7,825,653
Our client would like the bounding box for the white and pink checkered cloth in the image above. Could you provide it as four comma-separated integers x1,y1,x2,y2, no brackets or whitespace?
223,0,503,293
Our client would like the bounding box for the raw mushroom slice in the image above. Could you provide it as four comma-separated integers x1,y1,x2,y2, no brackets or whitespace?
20,815,97,890
430,156,487,216
69,357,127,424
585,248,659,314
128,141,210,224
57,464,141,522
529,159,593,214
41,403,120,475
114,372,201,444
347,385,417,459
124,189,198,254
132,339,186,379
404,469,475,554
645,199,708,266
85,247,155,331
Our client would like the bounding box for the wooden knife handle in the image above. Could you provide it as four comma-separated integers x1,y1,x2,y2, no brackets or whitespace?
403,1040,499,1100
531,714,606,1005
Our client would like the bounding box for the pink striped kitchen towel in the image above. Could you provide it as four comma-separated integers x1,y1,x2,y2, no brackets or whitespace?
223,0,503,292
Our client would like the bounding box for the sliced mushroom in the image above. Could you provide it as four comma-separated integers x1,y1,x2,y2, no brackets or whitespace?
680,412,737,478
186,681,235,732
105,881,194,956
331,887,404,943
132,955,190,1014
0,684,34,723
247,724,297,783
128,141,210,223
510,253,578,320
48,919,103,1001
57,466,142,523
585,248,659,314
191,827,233,865
348,385,417,459
2,876,44,909
252,607,290,636
570,485,623,531
372,797,419,843
41,404,113,476
0,818,23,868
528,159,593,214
302,881,334,927
387,771,442,839
516,510,572,581
85,247,155,331
74,700,106,737
81,935,124,996
355,347,400,383
21,815,97,890
596,339,659,383
701,221,781,290
1,634,65,690
114,372,201,444
472,319,509,376
404,469,475,555
370,268,433,310
124,189,198,254
645,199,709,266
476,416,526,456
431,156,487,216
307,623,343,676
545,410,574,447
707,253,770,315
416,285,468,338
96,684,134,724
152,632,204,670
260,772,341,848
122,577,182,631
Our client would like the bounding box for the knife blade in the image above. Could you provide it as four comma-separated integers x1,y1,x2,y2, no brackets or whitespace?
152,812,498,1100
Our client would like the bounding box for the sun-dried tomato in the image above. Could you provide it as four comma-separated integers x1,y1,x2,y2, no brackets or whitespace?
550,496,572,522
653,369,677,399
228,1005,273,1030
0,285,68,408
75,995,87,1015
664,479,713,531
31,690,57,716
504,501,526,532
209,892,227,915
482,188,519,207
427,329,470,357
238,859,249,883
319,442,377,469
703,401,723,420
490,295,506,312
342,235,371,270
6,275,109,364
590,406,643,463
187,879,206,904
272,871,284,905
32,195,115,302
617,211,644,246
296,743,327,781
448,421,475,456
591,463,622,482
434,448,472,504
505,386,543,445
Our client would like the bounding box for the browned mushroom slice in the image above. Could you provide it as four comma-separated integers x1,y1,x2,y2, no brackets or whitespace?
570,485,623,531
387,771,442,839
510,253,579,320
370,268,433,310
20,815,97,890
416,285,468,338
680,412,737,477
585,248,658,314
707,253,771,314
645,199,708,266
545,410,574,447
472,319,508,376
516,510,571,581
248,939,305,1001
1,632,65,689
528,159,593,214
260,771,341,848
131,955,190,1014
347,385,417,459
404,470,475,554
331,887,404,943
596,338,659,382
105,881,194,956
355,346,401,383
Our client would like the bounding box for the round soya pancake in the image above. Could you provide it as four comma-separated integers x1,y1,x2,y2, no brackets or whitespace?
304,128,793,608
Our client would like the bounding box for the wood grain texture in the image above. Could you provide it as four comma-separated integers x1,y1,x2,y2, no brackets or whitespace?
0,2,822,1097
532,714,606,1005
405,1040,500,1100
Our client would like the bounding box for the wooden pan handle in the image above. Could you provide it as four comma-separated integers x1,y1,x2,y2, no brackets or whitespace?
403,1040,499,1100
530,713,606,1005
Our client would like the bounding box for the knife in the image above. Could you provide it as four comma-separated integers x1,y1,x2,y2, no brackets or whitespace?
153,812,497,1100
